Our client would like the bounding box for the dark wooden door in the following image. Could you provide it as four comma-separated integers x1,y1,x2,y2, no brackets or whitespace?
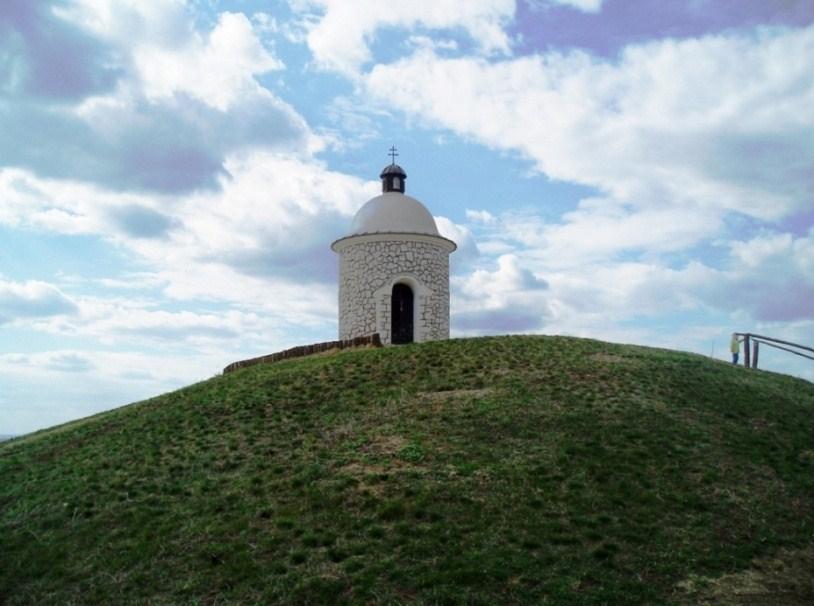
391,283,414,344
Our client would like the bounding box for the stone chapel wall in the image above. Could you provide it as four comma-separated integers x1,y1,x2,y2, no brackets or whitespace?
338,238,450,344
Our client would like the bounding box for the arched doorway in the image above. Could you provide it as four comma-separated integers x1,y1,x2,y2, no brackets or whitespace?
391,283,414,344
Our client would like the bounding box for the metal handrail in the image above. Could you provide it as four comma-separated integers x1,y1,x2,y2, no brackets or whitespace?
733,332,814,369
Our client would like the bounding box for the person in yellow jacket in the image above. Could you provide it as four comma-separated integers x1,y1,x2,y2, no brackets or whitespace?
730,333,743,364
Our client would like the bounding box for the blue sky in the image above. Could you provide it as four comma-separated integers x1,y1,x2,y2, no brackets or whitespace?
1,0,813,435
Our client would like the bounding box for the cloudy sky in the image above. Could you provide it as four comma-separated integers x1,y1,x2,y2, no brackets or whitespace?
2,0,813,435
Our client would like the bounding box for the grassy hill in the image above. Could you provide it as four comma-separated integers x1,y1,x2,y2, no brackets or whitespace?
2,335,813,605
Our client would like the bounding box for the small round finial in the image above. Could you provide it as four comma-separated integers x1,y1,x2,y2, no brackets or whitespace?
380,146,406,193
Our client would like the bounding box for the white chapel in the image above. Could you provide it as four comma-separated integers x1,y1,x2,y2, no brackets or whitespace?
331,154,456,345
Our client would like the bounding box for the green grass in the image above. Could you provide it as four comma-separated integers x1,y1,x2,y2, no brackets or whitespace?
1,335,813,605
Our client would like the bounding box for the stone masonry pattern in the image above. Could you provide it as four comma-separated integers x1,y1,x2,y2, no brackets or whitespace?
338,239,450,344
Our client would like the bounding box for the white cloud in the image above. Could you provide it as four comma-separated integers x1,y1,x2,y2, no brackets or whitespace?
545,260,715,319
407,35,459,53
459,202,814,345
495,199,723,267
435,215,480,273
44,352,96,373
131,12,284,111
2,1,311,194
453,254,550,333
0,168,161,234
729,232,794,268
364,26,814,221
712,231,814,322
251,12,280,35
463,254,548,297
0,347,225,434
547,0,603,12
141,151,376,306
49,302,254,345
0,279,79,324
465,209,497,224
0,151,377,324
527,0,603,13
54,0,191,45
560,0,602,12
295,0,515,74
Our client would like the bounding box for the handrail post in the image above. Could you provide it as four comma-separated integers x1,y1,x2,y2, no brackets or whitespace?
743,334,751,368
732,332,814,369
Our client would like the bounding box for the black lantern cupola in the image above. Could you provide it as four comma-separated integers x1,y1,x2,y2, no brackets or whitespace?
380,145,407,193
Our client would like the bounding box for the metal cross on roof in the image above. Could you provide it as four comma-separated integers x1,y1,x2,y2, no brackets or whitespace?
388,145,399,164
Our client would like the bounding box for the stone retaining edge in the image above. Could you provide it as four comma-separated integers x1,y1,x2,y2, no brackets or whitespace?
223,333,383,374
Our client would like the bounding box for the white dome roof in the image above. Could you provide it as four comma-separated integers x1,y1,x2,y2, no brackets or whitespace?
347,192,440,236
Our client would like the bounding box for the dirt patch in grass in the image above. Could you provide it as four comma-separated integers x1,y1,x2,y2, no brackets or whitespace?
591,353,629,364
321,422,357,447
339,462,388,477
32,422,120,463
675,545,814,605
361,435,408,456
338,459,422,497
417,388,495,403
